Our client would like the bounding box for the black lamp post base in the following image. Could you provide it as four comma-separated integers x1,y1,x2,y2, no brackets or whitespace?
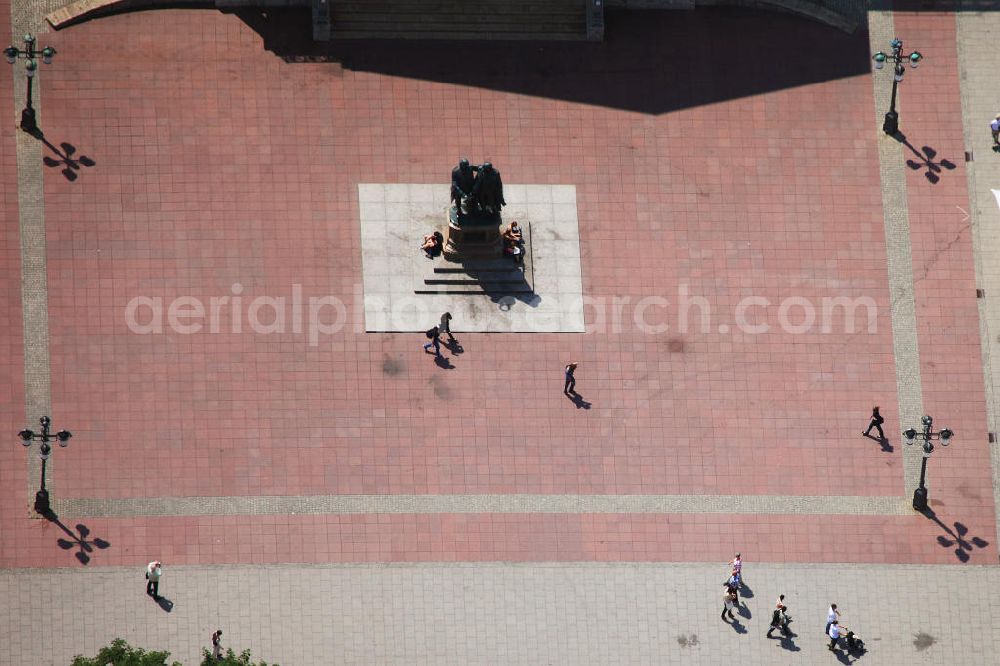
883,111,899,136
912,486,928,511
20,106,37,133
34,488,50,515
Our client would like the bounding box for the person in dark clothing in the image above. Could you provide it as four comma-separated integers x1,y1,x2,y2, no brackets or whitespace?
211,629,223,660
767,595,789,637
423,326,442,357
439,312,455,342
721,589,737,620
564,363,577,395
864,405,886,440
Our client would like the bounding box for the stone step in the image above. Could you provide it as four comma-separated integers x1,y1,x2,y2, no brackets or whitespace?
425,278,526,286
434,267,517,274
332,0,587,40
414,284,534,294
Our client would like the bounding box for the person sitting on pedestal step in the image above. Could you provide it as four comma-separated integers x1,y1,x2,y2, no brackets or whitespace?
503,220,523,245
421,231,443,258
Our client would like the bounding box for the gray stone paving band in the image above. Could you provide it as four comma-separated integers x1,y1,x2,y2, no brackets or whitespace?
1,561,995,665
868,11,925,498
955,5,1000,550
51,493,911,518
12,1,55,517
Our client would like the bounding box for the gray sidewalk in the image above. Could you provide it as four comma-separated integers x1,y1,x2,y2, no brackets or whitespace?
958,5,1000,553
0,562,996,665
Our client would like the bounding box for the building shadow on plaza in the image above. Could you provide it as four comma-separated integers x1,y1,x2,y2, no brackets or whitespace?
233,7,873,115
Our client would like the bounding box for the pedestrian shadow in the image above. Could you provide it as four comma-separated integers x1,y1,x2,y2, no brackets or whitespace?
42,510,110,565
567,391,591,409
777,633,801,652
921,508,989,563
738,581,754,599
892,132,957,184
156,596,174,613
833,649,853,664
862,433,893,453
444,339,464,355
724,617,748,634
736,602,752,620
833,645,866,664
434,354,455,369
35,134,96,182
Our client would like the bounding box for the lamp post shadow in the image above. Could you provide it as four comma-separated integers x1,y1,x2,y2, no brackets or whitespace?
42,509,110,565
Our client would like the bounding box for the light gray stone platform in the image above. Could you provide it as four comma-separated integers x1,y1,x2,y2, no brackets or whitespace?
358,184,585,333
2,562,995,665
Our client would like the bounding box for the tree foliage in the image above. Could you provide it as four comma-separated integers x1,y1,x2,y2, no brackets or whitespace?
200,647,279,666
70,639,278,666
71,638,181,666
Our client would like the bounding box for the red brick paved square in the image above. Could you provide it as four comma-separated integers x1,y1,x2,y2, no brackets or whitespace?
0,7,994,568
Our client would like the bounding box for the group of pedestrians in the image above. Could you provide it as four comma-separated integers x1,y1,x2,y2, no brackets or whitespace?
718,554,864,656
422,312,455,357
422,313,584,399
144,560,226,660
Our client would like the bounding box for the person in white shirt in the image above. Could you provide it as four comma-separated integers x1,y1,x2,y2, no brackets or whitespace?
146,560,162,600
825,603,840,636
992,114,1000,146
828,620,844,651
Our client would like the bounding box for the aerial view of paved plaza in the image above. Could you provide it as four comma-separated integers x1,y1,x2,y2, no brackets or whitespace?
2,0,1000,663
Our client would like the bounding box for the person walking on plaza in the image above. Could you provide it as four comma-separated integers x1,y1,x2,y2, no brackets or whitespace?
423,325,442,357
721,588,737,621
723,577,740,611
828,620,844,651
864,406,885,441
767,594,789,638
992,114,1000,146
439,312,456,343
211,629,223,660
825,603,840,636
729,552,743,587
564,363,577,395
145,560,162,600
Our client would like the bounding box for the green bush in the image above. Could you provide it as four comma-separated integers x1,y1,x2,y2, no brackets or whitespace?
200,647,279,666
71,638,181,666
70,639,278,666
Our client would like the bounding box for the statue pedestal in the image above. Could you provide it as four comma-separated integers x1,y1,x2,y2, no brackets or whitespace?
443,206,503,262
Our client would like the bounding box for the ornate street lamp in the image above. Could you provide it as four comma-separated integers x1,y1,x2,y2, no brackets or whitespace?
872,38,922,136
903,414,953,511
19,416,72,515
4,33,57,133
